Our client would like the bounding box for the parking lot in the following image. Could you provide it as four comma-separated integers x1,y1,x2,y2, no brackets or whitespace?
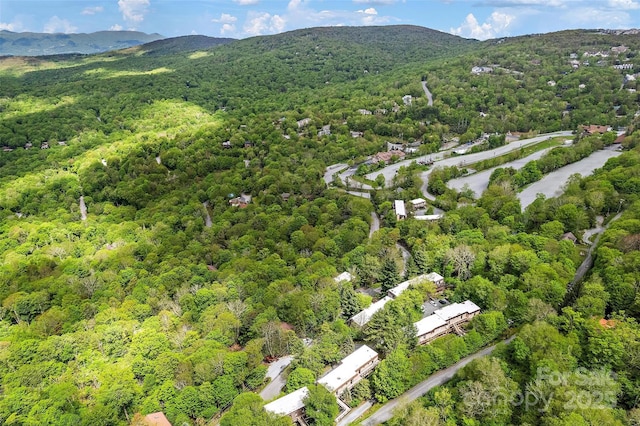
421,297,450,317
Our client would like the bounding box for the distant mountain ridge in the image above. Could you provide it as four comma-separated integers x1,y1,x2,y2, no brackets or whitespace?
0,30,165,56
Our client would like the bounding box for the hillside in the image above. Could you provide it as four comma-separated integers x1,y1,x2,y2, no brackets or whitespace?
0,25,640,425
0,30,165,56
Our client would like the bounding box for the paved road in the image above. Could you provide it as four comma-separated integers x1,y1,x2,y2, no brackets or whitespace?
364,131,573,188
360,336,515,426
203,201,212,228
369,212,380,238
260,356,293,401
396,242,411,276
447,147,555,197
79,196,87,221
565,212,622,299
518,148,622,209
324,163,349,185
421,81,433,106
337,402,373,426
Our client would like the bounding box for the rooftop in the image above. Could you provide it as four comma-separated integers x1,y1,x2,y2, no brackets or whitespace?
350,296,392,326
434,300,481,322
317,345,378,392
394,200,406,217
263,386,309,416
334,271,353,283
414,314,448,336
143,412,173,426
387,273,432,298
425,272,444,283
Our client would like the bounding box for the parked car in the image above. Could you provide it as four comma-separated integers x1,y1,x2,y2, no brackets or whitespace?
439,298,449,304
430,300,437,306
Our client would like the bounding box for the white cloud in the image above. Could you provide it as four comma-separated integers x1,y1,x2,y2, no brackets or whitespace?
118,0,150,25
353,0,398,4
110,24,124,31
43,16,78,34
560,6,630,28
221,23,236,35
0,19,25,32
81,6,104,15
233,0,259,4
609,0,640,9
476,0,563,6
451,12,514,40
212,13,238,24
243,11,286,36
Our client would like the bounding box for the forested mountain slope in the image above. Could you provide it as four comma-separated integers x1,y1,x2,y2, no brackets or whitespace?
0,30,165,56
0,26,639,425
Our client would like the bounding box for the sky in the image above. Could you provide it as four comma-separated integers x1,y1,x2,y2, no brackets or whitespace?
0,0,639,41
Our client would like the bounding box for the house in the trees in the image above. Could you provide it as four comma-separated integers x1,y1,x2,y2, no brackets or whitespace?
434,300,481,326
222,140,232,149
414,314,449,345
425,272,445,289
318,125,331,137
229,193,252,208
297,118,311,128
581,125,612,135
350,296,392,327
410,198,427,210
561,232,578,244
414,300,481,345
317,345,379,396
334,271,353,283
387,273,433,299
143,411,172,426
402,95,412,106
394,200,406,220
372,150,406,164
263,386,310,425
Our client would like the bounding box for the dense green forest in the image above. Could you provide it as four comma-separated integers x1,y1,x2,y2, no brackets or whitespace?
1,25,640,425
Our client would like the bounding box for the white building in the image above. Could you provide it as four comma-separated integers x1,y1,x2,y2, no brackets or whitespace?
434,300,481,325
394,200,406,220
414,214,443,221
350,296,392,327
414,300,481,345
414,314,449,345
263,386,309,423
425,272,445,289
387,273,433,299
410,198,427,209
317,345,379,396
334,272,353,283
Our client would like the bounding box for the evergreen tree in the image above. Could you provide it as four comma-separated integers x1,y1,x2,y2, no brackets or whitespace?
380,257,400,293
339,284,363,319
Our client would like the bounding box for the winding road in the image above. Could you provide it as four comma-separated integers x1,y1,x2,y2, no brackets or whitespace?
359,336,515,426
421,81,433,106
